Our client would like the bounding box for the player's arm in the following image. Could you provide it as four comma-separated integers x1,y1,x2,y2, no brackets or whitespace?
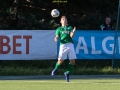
70,26,76,38
54,35,59,42
54,28,60,42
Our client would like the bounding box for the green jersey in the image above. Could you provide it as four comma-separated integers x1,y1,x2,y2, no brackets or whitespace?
56,25,73,45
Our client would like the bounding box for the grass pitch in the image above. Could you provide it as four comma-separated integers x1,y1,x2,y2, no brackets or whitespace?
0,79,120,90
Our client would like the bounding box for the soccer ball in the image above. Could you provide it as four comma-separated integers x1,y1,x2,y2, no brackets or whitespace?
51,9,60,17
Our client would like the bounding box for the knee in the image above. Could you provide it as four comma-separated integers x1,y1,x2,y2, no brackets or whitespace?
58,60,64,65
70,60,75,65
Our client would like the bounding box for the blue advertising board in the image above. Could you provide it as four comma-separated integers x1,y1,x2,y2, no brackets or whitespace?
57,30,120,59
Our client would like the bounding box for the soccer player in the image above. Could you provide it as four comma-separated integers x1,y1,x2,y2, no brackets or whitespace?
51,16,76,82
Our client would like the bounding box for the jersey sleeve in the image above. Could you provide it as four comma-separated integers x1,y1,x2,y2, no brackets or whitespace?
55,27,60,37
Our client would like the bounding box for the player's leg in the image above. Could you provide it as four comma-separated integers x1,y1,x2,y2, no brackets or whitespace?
64,43,76,82
51,44,67,76
54,60,64,70
65,59,75,74
51,59,64,76
64,59,75,82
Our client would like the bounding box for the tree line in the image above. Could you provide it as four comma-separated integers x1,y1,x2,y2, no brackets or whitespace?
0,0,119,30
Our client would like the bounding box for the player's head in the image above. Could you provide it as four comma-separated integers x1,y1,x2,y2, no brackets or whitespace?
105,17,111,25
60,16,68,26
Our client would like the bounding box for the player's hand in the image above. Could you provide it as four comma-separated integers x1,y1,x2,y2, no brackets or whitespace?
54,37,58,42
73,26,76,33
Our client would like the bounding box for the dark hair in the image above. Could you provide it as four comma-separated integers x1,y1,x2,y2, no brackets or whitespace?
61,16,67,19
105,16,111,19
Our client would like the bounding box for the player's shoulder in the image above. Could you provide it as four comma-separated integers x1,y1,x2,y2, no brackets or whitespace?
56,26,61,30
67,25,73,28
67,25,73,29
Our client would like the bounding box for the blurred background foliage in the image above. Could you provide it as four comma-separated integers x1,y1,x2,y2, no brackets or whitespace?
0,0,119,30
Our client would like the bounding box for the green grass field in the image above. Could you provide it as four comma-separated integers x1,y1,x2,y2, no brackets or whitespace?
0,79,120,90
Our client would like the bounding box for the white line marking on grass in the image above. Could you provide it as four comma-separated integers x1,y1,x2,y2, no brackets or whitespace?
93,82,120,85
23,81,54,83
60,82,120,84
60,82,80,83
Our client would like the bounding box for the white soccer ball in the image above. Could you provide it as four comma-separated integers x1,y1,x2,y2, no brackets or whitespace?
51,9,60,17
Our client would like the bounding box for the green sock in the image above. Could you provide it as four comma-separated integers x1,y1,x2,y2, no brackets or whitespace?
54,62,60,70
66,63,74,74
